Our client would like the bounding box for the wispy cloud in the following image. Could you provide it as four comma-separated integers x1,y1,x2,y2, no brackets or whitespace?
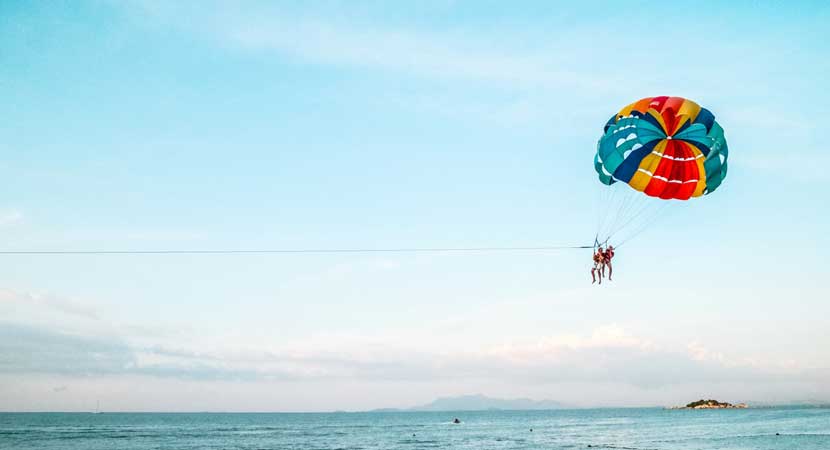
0,288,100,320
230,21,609,91
2,322,823,389
121,2,614,93
0,210,23,227
740,153,829,182
0,323,133,374
719,105,825,181
122,230,208,242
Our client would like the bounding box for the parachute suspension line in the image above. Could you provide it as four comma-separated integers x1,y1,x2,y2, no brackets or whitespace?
616,189,642,234
599,189,620,241
595,184,616,243
608,200,658,243
0,245,596,256
614,202,672,248
605,188,638,240
605,185,621,235
596,181,675,249
597,184,625,244
609,194,654,239
595,183,605,233
596,183,651,246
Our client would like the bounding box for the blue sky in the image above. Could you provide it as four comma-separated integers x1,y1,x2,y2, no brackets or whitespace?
1,0,828,412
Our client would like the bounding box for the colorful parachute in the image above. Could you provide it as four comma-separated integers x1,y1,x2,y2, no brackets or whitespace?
594,96,728,200
592,96,728,247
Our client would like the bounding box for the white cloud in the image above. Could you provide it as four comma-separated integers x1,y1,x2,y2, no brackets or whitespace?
120,2,614,93
322,258,402,280
2,274,827,408
1,320,827,410
228,20,607,91
0,323,133,374
719,105,825,182
0,288,100,320
3,321,821,388
490,324,655,363
0,210,23,227
740,153,829,182
122,230,208,241
687,341,725,363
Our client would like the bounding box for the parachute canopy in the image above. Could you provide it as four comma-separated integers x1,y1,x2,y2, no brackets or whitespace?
594,96,728,200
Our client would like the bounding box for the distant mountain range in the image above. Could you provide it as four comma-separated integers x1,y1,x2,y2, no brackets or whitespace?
371,394,567,412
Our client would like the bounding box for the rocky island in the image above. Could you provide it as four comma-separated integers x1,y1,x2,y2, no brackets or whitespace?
670,399,748,409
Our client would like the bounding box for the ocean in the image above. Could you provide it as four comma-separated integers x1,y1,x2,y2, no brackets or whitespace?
1,407,828,449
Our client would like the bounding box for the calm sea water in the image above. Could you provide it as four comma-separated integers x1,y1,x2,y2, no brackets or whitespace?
1,407,828,449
